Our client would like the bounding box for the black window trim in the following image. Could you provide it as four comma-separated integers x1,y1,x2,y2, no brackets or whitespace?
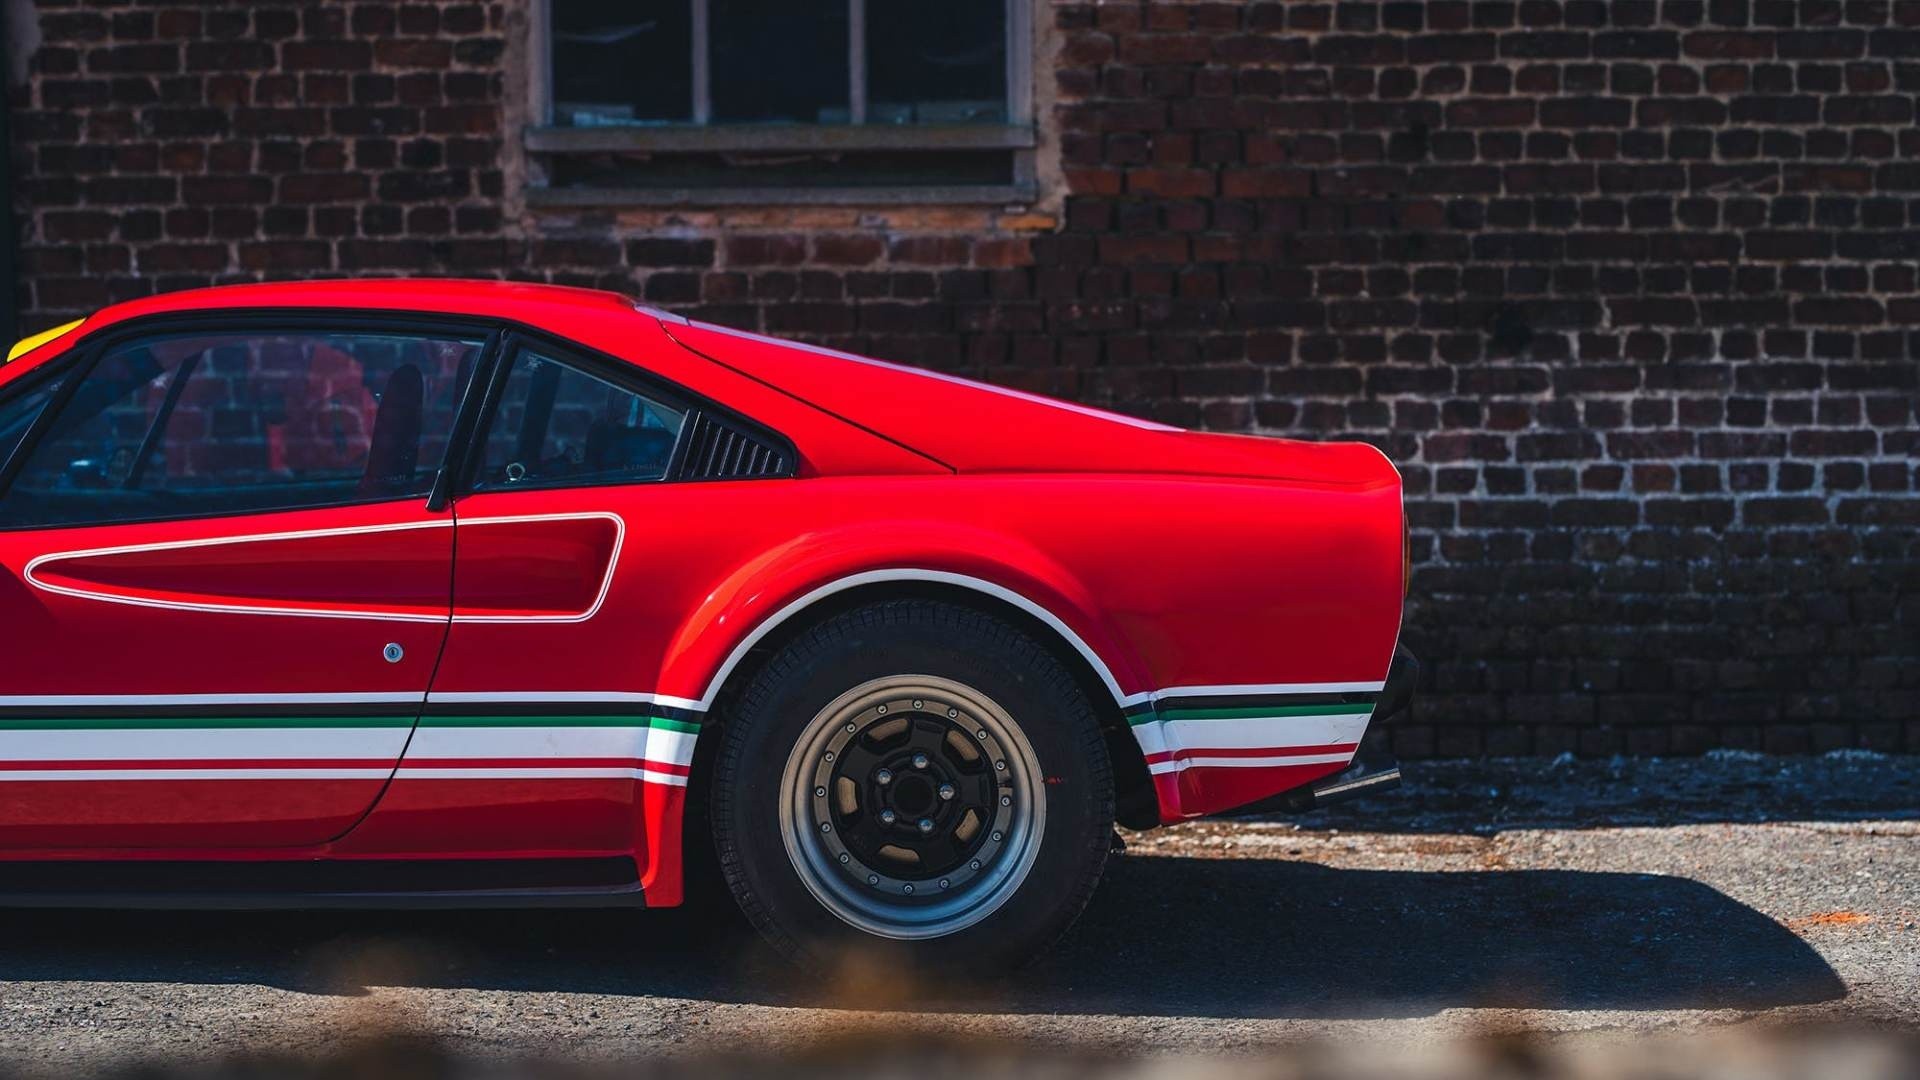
0,307,797,534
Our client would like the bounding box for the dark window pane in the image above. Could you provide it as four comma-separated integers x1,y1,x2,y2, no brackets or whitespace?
475,346,684,490
868,2,1006,124
553,0,692,125
711,0,848,124
0,377,56,474
2,331,482,528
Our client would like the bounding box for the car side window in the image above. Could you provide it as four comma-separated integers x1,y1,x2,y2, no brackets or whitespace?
471,344,685,491
0,329,485,529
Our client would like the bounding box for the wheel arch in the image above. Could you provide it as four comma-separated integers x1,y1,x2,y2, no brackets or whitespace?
683,574,1162,838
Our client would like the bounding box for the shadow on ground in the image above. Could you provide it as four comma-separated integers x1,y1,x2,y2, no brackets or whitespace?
0,853,1843,1020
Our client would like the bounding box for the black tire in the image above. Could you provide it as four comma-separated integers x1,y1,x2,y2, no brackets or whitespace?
710,599,1114,973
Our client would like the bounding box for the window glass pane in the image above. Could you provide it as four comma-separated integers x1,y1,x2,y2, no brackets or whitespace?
0,377,56,473
711,0,848,124
868,2,1007,124
1,331,483,529
475,346,685,490
552,0,692,125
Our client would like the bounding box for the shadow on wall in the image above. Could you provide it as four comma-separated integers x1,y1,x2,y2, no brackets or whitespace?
0,853,1842,1020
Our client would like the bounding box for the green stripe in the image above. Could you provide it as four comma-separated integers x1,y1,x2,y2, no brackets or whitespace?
0,716,418,731
422,714,700,733
1132,703,1375,725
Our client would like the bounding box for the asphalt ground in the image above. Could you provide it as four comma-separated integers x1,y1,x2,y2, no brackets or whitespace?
0,751,1914,1071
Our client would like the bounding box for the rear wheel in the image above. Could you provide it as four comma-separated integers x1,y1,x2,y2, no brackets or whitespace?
711,599,1114,972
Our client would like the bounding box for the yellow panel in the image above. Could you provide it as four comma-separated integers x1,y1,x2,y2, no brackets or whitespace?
6,319,86,363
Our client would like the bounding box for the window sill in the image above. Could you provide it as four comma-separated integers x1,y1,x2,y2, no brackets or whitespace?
524,123,1037,154
524,183,1036,208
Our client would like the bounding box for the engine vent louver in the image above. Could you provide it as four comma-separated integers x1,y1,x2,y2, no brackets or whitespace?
679,411,791,480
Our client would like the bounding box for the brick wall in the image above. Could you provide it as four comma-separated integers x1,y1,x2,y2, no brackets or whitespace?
8,0,1918,756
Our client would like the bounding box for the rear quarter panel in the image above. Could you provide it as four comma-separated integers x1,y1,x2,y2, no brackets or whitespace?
396,469,1401,882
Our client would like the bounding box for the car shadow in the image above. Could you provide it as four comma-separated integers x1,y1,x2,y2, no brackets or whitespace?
0,853,1844,1020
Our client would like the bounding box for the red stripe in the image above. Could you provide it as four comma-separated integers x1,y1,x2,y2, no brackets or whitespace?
1142,743,1358,766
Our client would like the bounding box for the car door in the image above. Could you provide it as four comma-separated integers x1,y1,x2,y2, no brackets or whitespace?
0,319,491,849
365,334,760,856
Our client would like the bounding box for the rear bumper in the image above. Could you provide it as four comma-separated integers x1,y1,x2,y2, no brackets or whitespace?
1139,646,1421,823
1224,646,1419,817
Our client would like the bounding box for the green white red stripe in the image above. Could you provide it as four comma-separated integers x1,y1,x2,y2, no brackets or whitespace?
1129,694,1375,776
0,700,700,788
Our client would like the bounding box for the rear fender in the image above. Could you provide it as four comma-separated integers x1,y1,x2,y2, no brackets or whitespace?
654,522,1150,714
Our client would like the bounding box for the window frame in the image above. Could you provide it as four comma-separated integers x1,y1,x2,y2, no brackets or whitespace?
523,0,1037,207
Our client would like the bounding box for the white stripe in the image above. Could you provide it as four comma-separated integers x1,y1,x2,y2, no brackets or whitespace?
393,767,687,786
0,769,394,781
1151,711,1372,753
405,725,698,768
689,322,1183,433
0,729,409,762
1147,752,1354,775
0,693,420,707
21,512,623,625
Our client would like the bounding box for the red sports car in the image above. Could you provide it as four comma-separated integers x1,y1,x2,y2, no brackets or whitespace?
0,280,1414,970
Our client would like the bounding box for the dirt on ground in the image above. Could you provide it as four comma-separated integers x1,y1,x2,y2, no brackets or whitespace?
0,751,1914,1073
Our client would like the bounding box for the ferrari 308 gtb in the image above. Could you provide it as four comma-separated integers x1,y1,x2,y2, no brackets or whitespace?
0,280,1415,970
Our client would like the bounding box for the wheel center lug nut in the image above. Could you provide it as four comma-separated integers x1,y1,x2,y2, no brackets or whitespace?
911,753,929,770
876,768,893,785
879,809,897,825
937,783,955,801
917,818,935,834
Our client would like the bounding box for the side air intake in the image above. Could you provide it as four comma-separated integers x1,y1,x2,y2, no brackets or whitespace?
678,411,792,480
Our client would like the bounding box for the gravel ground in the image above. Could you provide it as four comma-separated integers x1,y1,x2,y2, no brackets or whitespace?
0,752,1914,1071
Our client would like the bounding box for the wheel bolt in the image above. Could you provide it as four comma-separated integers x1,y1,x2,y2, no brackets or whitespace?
911,752,929,770
868,874,879,885
912,700,923,709
820,823,832,833
877,704,887,713
995,760,1006,771
903,883,914,894
969,859,981,870
976,730,987,740
939,879,950,889
845,723,856,733
991,830,1003,842
938,783,955,801
948,708,958,718
838,853,850,864
824,751,835,763
1001,795,1012,806
876,768,893,785
814,786,826,798
879,809,897,825
917,818,934,834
